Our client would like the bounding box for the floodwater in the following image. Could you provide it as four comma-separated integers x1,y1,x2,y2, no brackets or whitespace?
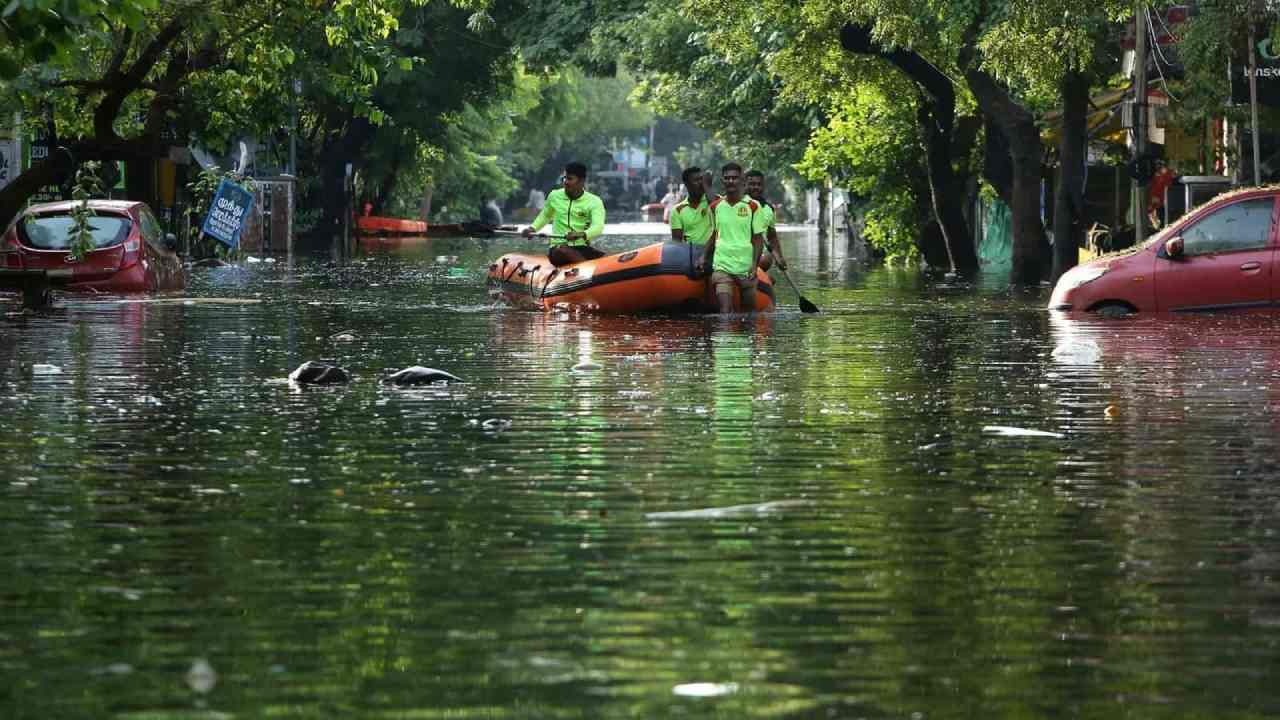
3,224,1280,718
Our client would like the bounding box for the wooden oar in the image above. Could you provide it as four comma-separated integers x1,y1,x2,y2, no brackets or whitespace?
490,229,567,240
777,265,819,313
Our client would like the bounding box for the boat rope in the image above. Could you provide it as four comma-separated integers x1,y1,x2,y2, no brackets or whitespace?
540,269,558,299
526,265,541,299
502,259,522,283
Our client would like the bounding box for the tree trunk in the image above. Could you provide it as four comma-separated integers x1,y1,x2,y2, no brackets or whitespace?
313,116,376,250
1052,70,1090,283
964,67,1049,284
841,23,977,274
420,185,433,221
817,184,829,239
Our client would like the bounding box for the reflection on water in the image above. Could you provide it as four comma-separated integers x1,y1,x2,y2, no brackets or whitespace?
3,229,1280,718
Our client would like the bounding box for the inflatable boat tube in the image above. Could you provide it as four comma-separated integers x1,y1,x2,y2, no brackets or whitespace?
486,241,774,313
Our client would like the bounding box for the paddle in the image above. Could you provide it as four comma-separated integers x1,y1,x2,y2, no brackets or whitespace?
490,229,568,240
776,264,819,313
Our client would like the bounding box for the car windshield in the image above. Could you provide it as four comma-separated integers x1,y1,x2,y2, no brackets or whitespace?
20,213,131,250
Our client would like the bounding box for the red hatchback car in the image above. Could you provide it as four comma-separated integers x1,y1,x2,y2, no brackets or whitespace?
1,200,184,293
1050,187,1280,315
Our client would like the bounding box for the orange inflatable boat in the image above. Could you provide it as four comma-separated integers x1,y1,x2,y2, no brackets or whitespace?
356,216,428,235
486,241,774,313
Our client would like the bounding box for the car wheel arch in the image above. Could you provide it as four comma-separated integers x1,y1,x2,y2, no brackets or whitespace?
1089,300,1138,317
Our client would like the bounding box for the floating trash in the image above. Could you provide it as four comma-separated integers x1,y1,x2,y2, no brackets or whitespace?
384,366,463,386
481,418,513,431
186,658,217,694
571,360,602,373
1051,339,1101,364
646,500,807,520
31,364,62,375
288,361,350,385
983,425,1064,439
673,682,739,698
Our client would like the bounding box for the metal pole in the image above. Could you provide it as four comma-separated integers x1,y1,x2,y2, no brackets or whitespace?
1249,15,1262,185
290,79,301,177
1133,1,1149,245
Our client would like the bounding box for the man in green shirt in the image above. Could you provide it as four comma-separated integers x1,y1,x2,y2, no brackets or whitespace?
522,161,607,266
669,166,714,250
745,169,789,272
695,162,767,313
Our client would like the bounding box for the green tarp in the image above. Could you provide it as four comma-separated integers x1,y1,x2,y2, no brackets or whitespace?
979,197,1012,270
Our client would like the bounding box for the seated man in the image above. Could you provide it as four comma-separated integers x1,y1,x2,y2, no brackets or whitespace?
522,161,607,266
669,165,714,267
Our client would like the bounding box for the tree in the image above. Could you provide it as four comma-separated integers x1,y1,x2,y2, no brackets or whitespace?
840,23,979,273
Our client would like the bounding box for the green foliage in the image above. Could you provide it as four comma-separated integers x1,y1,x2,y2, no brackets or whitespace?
0,0,157,78
796,86,926,260
67,161,105,261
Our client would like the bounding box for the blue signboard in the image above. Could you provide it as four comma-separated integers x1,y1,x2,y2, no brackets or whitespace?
201,178,255,248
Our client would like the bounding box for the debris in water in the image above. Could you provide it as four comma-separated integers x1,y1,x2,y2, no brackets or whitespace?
383,366,463,386
646,499,808,520
31,364,62,375
673,682,740,698
186,658,217,694
571,360,602,373
983,425,1064,439
288,361,351,385
1105,404,1120,419
1051,339,1101,364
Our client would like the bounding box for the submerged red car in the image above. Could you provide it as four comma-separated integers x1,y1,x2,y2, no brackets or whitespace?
1049,187,1279,315
0,200,184,293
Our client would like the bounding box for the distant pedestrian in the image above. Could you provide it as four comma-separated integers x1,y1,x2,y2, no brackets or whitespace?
479,198,503,227
526,187,546,211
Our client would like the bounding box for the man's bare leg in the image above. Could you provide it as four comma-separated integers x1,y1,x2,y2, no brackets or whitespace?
549,245,589,266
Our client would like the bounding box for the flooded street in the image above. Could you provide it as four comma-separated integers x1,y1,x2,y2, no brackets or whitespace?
3,226,1280,718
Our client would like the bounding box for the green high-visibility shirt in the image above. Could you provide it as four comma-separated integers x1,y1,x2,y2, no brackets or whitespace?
530,188,605,247
711,196,766,275
755,201,776,232
670,196,714,245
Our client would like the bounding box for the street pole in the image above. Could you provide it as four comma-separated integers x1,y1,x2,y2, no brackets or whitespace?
1249,12,1262,185
290,79,301,177
1132,0,1149,245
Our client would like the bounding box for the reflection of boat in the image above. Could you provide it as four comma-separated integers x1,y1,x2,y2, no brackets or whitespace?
357,234,430,251
356,216,427,235
487,241,775,313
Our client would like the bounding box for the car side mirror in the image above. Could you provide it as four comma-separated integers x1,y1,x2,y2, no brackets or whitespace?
1164,236,1184,259
164,232,178,252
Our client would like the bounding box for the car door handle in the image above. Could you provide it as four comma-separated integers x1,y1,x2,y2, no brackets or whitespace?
1240,261,1263,272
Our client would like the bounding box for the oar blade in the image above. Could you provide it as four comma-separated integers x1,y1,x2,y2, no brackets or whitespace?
798,295,820,314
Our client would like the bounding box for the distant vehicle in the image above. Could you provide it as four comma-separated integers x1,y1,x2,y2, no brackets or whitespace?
0,200,184,293
1050,187,1279,315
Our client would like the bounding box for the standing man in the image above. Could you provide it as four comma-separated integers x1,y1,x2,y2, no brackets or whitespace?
669,166,714,257
745,169,788,272
696,162,767,313
522,161,606,266
526,186,546,213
